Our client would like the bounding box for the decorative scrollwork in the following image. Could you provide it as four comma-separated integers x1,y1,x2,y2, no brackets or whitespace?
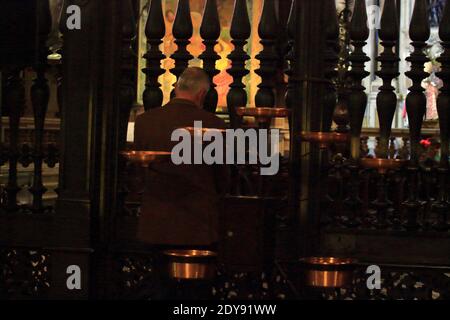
0,248,50,299
316,268,450,300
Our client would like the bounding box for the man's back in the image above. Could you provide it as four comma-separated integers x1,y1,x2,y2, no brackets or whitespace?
134,98,226,151
134,98,227,246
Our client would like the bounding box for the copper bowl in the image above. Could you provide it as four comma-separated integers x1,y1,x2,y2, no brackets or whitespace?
300,132,350,148
163,250,217,280
235,107,291,123
299,257,358,288
120,151,172,167
360,158,407,174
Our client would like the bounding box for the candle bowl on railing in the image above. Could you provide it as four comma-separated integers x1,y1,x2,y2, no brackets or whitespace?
120,151,172,167
299,257,358,288
163,250,217,280
300,132,350,148
360,158,407,174
235,107,291,124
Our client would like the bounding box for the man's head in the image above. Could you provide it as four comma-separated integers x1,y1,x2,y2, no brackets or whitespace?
174,67,211,108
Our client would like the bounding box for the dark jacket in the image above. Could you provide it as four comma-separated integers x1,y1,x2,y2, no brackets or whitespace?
134,98,227,246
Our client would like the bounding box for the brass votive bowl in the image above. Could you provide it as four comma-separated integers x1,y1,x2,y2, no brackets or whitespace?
360,158,407,174
120,151,172,167
299,257,358,288
235,107,291,124
300,132,350,148
163,250,217,280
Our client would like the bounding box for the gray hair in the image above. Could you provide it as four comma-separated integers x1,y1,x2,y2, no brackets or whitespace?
176,67,211,94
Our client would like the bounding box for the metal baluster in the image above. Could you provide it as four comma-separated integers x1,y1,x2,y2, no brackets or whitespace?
322,0,340,132
4,70,25,212
391,169,405,229
334,2,352,135
342,0,369,227
399,137,410,160
286,0,301,228
374,136,381,157
376,0,399,159
29,0,52,213
56,60,63,118
326,154,344,226
143,0,166,111
372,170,390,229
348,0,370,160
360,136,369,158
255,0,278,108
343,161,362,227
50,0,69,199
285,0,297,123
404,0,430,231
119,0,136,149
324,0,353,226
117,0,137,217
405,0,430,164
389,137,396,159
199,0,221,113
433,0,450,231
170,0,193,97
49,0,63,118
226,0,251,128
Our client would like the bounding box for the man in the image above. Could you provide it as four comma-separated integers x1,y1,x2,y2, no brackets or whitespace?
134,67,227,248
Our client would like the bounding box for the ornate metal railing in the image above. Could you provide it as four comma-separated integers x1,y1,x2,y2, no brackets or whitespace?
116,0,450,300
0,0,62,300
316,0,449,238
1,0,450,300
0,1,61,215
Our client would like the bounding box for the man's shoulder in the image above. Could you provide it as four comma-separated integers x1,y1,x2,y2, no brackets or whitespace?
135,107,165,124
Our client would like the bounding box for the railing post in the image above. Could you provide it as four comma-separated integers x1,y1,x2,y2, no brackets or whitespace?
170,0,193,97
4,69,24,212
226,0,251,128
119,0,136,149
437,1,450,169
199,0,221,113
285,0,297,117
376,0,400,159
405,0,430,164
30,0,52,213
142,0,166,111
347,0,369,160
322,0,339,132
56,0,68,118
434,0,450,230
334,4,352,135
255,0,278,108
404,0,430,231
